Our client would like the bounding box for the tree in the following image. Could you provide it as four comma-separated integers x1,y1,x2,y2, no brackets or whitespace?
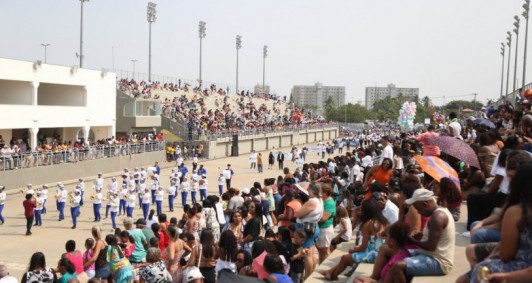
421,96,432,108
444,100,483,112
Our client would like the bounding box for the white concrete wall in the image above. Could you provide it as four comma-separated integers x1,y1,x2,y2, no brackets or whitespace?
0,58,116,145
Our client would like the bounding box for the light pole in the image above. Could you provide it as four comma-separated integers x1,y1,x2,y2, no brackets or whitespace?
523,0,530,89
41,43,50,63
263,45,268,94
501,43,506,98
79,0,89,68
236,35,242,95
147,2,157,82
131,59,138,81
198,21,206,88
514,16,521,92
506,32,512,95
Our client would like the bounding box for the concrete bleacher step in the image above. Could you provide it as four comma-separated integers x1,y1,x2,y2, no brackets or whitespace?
306,204,472,283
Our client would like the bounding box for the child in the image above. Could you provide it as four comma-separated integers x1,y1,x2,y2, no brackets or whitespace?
330,206,352,252
286,230,307,283
218,173,225,196
264,254,292,283
119,231,135,259
83,238,96,278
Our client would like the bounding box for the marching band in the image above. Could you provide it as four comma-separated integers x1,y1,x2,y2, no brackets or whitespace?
3,160,215,235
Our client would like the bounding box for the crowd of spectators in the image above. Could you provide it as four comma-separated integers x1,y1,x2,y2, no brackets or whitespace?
118,78,330,137
0,132,165,170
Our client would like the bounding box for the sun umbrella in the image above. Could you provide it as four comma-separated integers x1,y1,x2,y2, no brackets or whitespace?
429,136,481,168
474,118,496,129
415,156,460,187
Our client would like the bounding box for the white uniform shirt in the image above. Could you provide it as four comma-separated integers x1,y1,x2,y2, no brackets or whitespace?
71,195,81,208
120,188,128,200
218,176,225,186
126,193,136,207
93,192,103,204
78,181,85,193
110,197,119,212
138,183,147,194
199,179,208,191
0,191,6,205
41,188,48,200
192,173,200,183
151,178,159,191
155,189,164,201
168,185,177,196
108,181,118,194
58,190,67,203
94,177,104,190
192,156,198,164
180,181,190,192
191,181,199,192
35,196,44,210
142,192,151,204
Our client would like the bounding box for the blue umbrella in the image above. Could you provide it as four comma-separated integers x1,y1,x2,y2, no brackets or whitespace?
474,118,496,129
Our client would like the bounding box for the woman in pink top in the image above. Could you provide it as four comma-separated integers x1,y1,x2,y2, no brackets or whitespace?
354,222,411,283
415,125,440,156
63,240,84,275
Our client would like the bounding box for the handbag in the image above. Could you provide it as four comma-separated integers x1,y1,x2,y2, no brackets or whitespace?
182,244,202,283
303,222,316,236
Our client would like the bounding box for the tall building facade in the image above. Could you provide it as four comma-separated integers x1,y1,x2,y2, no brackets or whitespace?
291,82,346,115
365,83,419,109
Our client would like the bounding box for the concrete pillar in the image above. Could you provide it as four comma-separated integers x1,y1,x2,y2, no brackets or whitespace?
31,82,39,105
29,127,38,149
83,125,90,144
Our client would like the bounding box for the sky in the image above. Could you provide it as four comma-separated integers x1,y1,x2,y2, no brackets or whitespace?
0,0,527,106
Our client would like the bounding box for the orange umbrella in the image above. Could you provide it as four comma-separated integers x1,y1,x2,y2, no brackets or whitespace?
415,156,460,187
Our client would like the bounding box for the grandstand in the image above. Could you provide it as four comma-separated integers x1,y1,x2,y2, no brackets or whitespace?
117,78,326,141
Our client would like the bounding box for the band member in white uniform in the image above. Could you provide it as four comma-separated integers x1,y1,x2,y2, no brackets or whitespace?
191,178,199,205
141,188,151,220
119,184,128,215
92,188,103,222
151,174,159,205
180,177,189,207
57,184,67,221
78,178,85,206
192,155,199,171
26,184,35,196
34,191,44,226
106,177,118,218
199,175,208,201
155,186,164,215
126,188,136,218
70,189,81,229
167,179,177,212
55,182,62,211
109,193,119,230
94,173,104,191
138,178,147,208
41,184,48,214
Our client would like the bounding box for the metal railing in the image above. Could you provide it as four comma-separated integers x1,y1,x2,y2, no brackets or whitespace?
0,141,165,171
172,123,339,141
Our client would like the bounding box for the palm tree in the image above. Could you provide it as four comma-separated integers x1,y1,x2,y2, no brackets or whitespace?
421,96,432,108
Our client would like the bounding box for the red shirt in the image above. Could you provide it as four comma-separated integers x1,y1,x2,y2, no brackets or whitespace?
23,199,36,217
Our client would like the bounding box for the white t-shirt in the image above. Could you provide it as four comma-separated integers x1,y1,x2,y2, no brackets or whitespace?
449,121,462,138
381,145,394,165
382,200,399,225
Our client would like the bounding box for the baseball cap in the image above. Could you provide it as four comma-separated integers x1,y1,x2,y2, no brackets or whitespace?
241,188,250,195
134,218,147,225
405,188,436,205
186,269,204,282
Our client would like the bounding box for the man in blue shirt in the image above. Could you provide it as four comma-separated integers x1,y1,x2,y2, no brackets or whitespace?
198,164,207,176
154,161,161,175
